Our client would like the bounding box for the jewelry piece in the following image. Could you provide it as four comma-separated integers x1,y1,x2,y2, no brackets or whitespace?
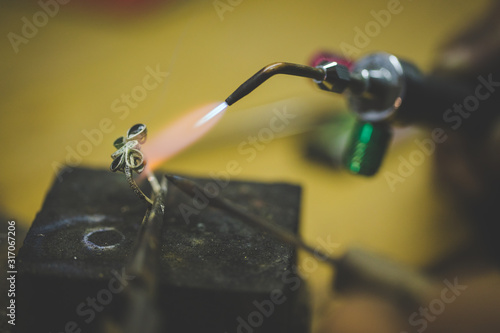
110,124,154,205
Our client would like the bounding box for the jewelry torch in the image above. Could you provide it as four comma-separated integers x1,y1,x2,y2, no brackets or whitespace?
223,52,495,176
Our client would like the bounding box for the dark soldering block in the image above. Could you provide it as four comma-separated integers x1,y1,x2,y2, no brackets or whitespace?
17,167,309,333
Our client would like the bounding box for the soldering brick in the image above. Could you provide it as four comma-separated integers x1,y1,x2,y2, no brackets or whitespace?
17,167,309,333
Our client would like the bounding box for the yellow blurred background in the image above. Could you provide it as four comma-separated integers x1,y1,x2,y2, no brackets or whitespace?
0,0,490,329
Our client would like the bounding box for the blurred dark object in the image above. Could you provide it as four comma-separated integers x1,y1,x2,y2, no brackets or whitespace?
433,1,500,79
432,0,500,266
334,247,433,311
17,167,309,333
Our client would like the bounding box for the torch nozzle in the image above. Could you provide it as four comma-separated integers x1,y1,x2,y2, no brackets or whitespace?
224,62,326,106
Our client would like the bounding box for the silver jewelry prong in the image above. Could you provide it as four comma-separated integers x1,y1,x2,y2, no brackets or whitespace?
125,165,154,205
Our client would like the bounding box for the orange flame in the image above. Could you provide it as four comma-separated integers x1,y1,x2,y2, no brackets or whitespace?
142,101,227,171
